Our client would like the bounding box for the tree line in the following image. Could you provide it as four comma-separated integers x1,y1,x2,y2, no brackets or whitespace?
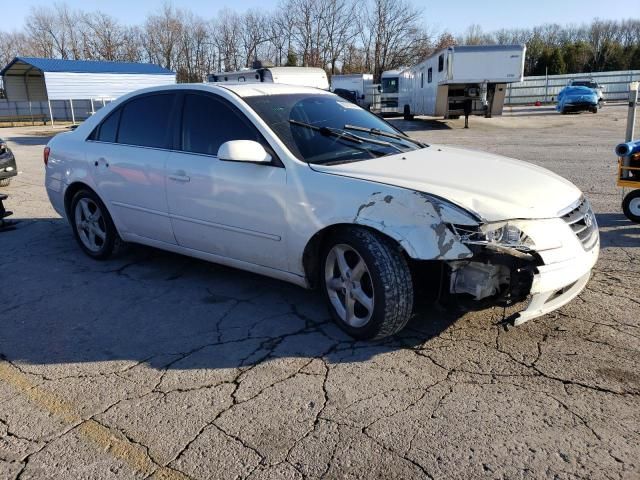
1,2,639,83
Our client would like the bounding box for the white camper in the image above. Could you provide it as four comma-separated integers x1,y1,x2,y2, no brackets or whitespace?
382,45,526,119
208,66,329,90
330,74,376,108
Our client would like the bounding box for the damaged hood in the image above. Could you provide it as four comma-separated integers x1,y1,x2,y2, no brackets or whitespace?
310,145,582,221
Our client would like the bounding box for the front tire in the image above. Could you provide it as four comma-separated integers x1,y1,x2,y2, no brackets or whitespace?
321,228,414,340
70,189,122,259
0,178,11,187
622,190,640,223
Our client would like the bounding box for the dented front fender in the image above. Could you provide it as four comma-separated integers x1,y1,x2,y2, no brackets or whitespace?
353,191,473,260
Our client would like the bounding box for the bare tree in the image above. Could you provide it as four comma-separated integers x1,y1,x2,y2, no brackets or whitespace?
367,0,431,80
240,10,271,67
322,0,358,74
0,32,30,66
83,12,126,60
212,9,242,71
142,4,183,70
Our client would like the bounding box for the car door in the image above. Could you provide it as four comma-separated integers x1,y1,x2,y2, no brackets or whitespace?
85,92,178,245
165,91,288,270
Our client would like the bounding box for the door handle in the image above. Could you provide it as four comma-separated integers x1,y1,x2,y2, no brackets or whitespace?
168,171,190,182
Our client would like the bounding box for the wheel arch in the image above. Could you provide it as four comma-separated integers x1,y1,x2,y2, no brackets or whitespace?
63,182,115,229
301,223,414,289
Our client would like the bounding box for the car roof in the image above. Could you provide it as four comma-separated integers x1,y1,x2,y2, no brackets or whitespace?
214,82,332,97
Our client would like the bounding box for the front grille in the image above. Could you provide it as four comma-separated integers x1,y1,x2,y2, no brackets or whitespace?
561,198,598,250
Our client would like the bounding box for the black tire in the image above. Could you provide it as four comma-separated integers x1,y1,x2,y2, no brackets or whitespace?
591,106,598,114
0,178,11,187
321,227,414,340
403,105,414,121
622,190,640,223
69,189,123,259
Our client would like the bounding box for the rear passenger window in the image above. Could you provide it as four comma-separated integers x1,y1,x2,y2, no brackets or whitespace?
181,94,261,156
117,94,174,148
94,109,120,143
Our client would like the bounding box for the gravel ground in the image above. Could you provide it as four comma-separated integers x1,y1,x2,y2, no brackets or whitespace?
0,104,638,479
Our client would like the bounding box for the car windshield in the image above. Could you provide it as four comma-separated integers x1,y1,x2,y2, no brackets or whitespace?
572,81,598,88
244,93,423,165
381,78,399,94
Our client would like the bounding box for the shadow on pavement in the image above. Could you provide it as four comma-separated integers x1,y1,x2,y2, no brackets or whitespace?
0,217,466,372
5,135,54,146
388,118,453,132
597,213,640,248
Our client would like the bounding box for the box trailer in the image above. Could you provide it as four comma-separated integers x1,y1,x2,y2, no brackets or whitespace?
207,66,329,90
382,45,526,119
330,74,376,108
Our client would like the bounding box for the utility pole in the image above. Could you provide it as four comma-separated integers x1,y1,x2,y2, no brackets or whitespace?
625,81,638,142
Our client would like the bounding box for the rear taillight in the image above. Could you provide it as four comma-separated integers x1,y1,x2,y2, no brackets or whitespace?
44,146,50,166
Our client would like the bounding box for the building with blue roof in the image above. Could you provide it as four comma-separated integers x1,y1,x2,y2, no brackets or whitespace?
1,57,176,102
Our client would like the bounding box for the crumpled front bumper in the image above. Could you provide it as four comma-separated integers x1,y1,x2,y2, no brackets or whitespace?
514,229,599,325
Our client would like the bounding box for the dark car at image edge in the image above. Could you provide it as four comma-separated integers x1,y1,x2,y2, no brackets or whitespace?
0,139,18,187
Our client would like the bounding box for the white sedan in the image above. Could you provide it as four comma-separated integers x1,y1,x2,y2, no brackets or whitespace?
45,83,599,339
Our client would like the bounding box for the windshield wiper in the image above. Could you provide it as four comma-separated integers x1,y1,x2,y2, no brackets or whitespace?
343,124,428,148
289,120,404,152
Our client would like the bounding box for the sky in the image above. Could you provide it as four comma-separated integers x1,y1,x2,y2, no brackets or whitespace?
3,0,638,34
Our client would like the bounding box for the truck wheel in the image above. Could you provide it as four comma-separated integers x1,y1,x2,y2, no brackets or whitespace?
0,178,11,187
321,227,414,340
591,106,598,114
622,190,640,223
403,105,414,121
70,189,123,259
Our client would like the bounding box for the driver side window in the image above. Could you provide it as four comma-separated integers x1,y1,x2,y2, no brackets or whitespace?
180,94,263,156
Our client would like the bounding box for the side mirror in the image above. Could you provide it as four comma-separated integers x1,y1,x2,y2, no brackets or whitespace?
217,140,272,164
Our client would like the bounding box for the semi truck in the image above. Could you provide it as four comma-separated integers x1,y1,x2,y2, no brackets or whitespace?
208,65,329,90
380,44,526,119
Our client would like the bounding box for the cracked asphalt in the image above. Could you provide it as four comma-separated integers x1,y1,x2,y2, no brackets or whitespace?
1,104,639,479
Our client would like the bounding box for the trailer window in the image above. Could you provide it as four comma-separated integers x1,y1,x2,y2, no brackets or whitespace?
428,68,432,83
438,54,444,72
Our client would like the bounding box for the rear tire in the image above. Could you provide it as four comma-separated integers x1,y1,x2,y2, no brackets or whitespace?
0,178,11,187
69,189,123,259
321,227,414,340
403,105,414,121
622,190,640,223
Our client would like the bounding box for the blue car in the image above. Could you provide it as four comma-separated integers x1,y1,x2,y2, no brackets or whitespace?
556,86,599,114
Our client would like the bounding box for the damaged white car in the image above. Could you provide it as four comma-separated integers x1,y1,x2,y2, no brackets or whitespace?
45,84,599,339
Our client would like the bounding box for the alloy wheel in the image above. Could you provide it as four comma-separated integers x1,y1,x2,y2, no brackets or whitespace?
324,244,375,328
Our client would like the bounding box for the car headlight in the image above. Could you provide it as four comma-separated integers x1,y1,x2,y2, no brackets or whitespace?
480,222,535,250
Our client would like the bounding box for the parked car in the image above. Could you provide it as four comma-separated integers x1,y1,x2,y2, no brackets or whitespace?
567,78,604,103
0,138,17,187
44,84,599,339
556,86,599,114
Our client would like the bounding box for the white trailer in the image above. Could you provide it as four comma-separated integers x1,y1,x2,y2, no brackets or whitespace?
208,66,329,90
330,74,375,108
382,45,526,119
